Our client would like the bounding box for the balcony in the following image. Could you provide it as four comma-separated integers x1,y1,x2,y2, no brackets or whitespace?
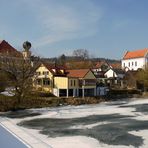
79,79,96,87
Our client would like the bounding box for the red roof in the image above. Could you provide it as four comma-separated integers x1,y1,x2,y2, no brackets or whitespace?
67,69,90,78
123,48,148,59
0,40,21,56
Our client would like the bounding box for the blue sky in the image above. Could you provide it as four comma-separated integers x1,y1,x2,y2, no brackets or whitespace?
1,0,148,59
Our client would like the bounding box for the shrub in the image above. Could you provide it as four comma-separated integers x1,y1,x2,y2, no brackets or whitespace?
0,82,6,92
31,91,56,97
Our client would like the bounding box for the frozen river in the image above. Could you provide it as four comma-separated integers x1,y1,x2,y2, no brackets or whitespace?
1,98,148,148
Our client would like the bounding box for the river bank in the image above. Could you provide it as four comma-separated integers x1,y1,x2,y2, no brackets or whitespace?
0,89,146,112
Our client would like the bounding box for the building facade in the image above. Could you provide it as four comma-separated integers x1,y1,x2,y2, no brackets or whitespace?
34,64,97,97
122,48,148,71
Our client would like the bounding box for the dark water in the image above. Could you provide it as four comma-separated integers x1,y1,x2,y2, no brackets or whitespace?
0,110,41,118
120,103,148,114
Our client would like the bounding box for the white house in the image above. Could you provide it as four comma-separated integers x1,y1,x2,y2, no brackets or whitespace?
122,48,148,71
104,69,125,79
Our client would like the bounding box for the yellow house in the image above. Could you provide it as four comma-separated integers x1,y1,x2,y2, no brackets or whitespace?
34,63,96,97
54,76,79,97
34,63,66,93
54,69,97,97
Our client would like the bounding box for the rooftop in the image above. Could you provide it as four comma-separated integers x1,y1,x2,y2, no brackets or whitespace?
67,69,90,78
123,48,148,59
0,40,21,56
42,63,66,76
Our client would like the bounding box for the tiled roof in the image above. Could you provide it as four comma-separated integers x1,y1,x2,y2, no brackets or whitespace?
110,63,121,69
95,61,105,68
123,48,148,59
67,69,90,78
0,40,21,56
43,63,66,76
112,68,125,74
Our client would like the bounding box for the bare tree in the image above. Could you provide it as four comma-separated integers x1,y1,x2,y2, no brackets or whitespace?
0,55,39,103
73,49,89,60
0,69,7,92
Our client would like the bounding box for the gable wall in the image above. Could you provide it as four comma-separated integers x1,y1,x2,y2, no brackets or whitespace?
122,57,146,70
84,71,96,79
36,64,53,78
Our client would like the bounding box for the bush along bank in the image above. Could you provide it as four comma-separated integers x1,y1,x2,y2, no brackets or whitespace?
0,94,107,112
0,89,143,112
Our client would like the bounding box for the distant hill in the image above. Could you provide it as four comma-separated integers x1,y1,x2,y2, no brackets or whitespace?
41,56,121,69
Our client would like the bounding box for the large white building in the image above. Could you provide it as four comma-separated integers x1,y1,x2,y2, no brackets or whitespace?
122,48,148,71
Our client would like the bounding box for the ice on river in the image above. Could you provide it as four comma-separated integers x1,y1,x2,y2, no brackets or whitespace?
2,98,148,148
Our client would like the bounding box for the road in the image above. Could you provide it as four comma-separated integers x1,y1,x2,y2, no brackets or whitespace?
0,125,28,148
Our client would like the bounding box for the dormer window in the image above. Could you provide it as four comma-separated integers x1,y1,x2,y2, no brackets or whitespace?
43,71,49,75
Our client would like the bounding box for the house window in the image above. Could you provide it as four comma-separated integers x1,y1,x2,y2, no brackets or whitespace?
128,62,130,67
43,71,49,75
135,61,137,66
36,79,41,85
43,79,50,85
71,80,73,86
74,80,76,86
123,63,125,67
132,62,134,66
36,72,41,75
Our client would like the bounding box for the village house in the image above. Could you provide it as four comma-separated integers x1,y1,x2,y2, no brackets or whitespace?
122,48,148,71
34,63,66,93
34,64,97,97
104,68,125,79
0,40,32,61
66,69,96,97
0,40,19,55
92,61,123,88
53,73,79,97
92,61,121,77
104,68,125,88
0,40,22,61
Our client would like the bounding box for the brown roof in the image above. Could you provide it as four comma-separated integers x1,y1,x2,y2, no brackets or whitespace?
123,48,148,59
67,69,90,78
0,40,22,57
43,63,66,76
95,61,105,68
0,40,18,53
110,63,121,69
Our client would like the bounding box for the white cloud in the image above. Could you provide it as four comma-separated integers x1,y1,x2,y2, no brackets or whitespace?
22,0,103,48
